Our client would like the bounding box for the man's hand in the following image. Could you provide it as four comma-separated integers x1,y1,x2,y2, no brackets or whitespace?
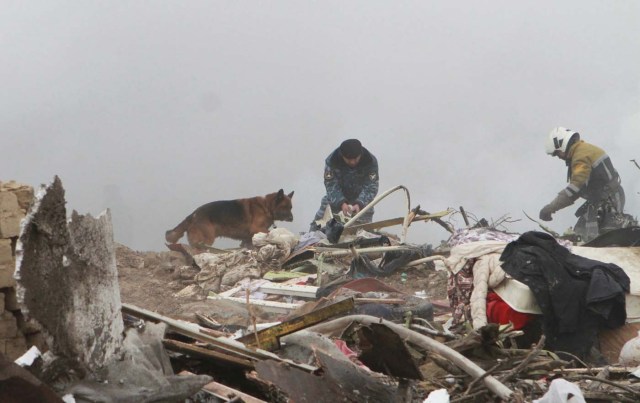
539,205,554,221
341,203,360,216
539,191,575,222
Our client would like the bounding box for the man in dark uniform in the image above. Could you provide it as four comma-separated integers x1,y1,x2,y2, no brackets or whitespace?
539,127,632,242
310,139,379,230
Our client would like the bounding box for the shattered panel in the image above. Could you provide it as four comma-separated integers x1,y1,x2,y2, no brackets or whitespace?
255,350,396,402
15,176,123,371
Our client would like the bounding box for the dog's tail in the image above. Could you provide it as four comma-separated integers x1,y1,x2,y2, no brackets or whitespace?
165,214,194,244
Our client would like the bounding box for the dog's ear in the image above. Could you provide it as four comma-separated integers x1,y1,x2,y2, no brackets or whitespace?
287,191,294,199
276,189,284,200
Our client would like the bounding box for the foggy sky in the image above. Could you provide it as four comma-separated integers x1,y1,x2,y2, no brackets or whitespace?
2,1,639,251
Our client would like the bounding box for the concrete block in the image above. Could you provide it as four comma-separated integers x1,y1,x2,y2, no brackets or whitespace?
0,181,35,211
0,264,16,288
0,311,18,338
0,192,23,238
5,334,28,360
0,239,12,264
0,216,22,238
0,192,19,212
0,192,20,234
0,215,22,239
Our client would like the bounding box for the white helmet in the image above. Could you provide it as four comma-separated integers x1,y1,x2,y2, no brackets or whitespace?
545,127,578,155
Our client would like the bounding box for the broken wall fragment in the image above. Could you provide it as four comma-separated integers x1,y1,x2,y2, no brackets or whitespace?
15,176,124,371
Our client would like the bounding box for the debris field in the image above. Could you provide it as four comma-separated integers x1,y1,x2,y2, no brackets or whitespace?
2,176,640,403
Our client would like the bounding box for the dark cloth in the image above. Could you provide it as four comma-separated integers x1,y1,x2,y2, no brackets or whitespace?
499,231,629,359
324,146,379,209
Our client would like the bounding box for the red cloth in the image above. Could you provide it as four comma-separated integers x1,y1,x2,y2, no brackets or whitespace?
486,292,534,330
333,339,368,369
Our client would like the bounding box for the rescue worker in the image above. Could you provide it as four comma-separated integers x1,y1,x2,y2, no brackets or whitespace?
310,139,379,230
539,127,627,242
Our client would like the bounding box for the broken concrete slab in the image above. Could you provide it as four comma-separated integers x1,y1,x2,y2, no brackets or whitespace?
15,176,123,371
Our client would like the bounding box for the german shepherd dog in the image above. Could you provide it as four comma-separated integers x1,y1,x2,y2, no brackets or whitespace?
165,189,294,251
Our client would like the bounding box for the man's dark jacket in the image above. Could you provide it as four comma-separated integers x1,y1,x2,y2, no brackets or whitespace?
323,146,379,212
499,231,629,359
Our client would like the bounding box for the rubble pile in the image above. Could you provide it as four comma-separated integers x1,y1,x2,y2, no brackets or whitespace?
3,176,640,402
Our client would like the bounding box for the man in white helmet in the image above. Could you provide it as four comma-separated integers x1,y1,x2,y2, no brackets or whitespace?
540,127,627,242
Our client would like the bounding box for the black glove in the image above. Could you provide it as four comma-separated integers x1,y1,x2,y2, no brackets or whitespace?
539,205,554,221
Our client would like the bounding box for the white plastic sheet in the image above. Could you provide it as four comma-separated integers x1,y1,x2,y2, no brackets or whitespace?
533,378,586,403
423,388,450,403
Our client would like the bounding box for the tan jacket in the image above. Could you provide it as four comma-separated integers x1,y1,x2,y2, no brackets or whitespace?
563,140,619,202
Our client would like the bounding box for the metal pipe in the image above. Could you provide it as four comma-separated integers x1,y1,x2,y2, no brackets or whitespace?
343,185,411,230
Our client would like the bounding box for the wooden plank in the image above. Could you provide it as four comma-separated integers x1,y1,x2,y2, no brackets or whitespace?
121,302,317,372
216,286,243,298
178,371,268,403
212,281,318,300
201,381,268,403
258,283,318,299
355,298,405,305
200,327,227,338
236,297,355,351
207,296,304,314
598,322,640,364
165,340,254,368
263,271,310,281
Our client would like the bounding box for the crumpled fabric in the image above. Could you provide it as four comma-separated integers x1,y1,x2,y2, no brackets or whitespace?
470,252,507,329
448,259,474,327
185,229,297,294
252,227,299,251
447,228,520,247
444,241,507,275
193,250,260,292
294,231,327,251
444,241,508,329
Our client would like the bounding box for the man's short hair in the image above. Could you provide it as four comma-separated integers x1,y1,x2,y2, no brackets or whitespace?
339,139,362,159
